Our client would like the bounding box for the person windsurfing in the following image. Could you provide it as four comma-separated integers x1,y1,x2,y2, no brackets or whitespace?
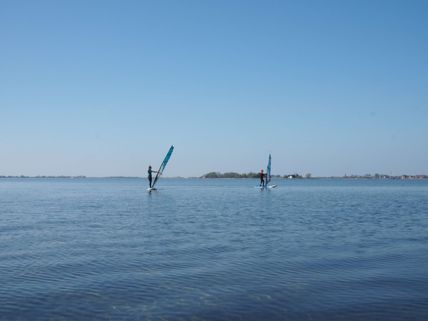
259,169,266,187
148,165,158,188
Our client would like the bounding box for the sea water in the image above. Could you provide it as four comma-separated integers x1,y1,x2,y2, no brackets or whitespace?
1,178,428,320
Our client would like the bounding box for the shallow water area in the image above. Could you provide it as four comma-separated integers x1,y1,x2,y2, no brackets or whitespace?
1,178,428,320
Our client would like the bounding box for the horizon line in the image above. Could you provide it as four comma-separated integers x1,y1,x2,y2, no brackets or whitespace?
1,174,428,179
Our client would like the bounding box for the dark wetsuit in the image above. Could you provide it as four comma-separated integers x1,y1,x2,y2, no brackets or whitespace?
148,168,153,188
260,172,265,187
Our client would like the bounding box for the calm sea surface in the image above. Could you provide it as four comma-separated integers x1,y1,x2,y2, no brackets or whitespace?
1,178,428,320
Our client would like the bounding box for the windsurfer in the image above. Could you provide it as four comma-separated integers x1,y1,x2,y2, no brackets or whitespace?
148,166,158,188
259,169,266,187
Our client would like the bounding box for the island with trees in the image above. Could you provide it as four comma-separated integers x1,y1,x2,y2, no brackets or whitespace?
200,172,428,180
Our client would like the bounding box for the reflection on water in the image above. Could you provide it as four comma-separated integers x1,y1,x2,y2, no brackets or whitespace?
1,178,428,320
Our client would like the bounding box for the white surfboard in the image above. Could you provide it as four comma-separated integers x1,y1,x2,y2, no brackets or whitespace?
255,185,277,189
147,187,157,192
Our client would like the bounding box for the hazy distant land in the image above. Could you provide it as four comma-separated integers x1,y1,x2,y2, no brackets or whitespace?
200,172,428,180
1,173,427,180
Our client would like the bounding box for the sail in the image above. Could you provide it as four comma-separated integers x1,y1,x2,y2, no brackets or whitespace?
152,145,174,188
266,154,272,184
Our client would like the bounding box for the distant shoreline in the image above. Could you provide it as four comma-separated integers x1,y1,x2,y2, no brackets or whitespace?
199,172,428,180
1,174,427,180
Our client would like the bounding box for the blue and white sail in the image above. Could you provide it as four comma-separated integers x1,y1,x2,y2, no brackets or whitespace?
152,145,174,188
266,154,272,185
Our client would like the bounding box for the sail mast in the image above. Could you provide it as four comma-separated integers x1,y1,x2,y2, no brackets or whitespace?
266,154,272,185
152,145,174,188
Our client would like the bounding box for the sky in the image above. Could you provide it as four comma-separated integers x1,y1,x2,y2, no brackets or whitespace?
1,0,427,177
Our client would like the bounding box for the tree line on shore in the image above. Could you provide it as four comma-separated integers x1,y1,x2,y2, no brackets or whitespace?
201,172,428,179
1,173,427,180
201,172,309,179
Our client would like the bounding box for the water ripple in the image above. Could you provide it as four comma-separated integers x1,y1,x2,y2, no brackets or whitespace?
1,178,428,320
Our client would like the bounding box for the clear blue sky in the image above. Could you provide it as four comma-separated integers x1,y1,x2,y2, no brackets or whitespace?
1,0,427,177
